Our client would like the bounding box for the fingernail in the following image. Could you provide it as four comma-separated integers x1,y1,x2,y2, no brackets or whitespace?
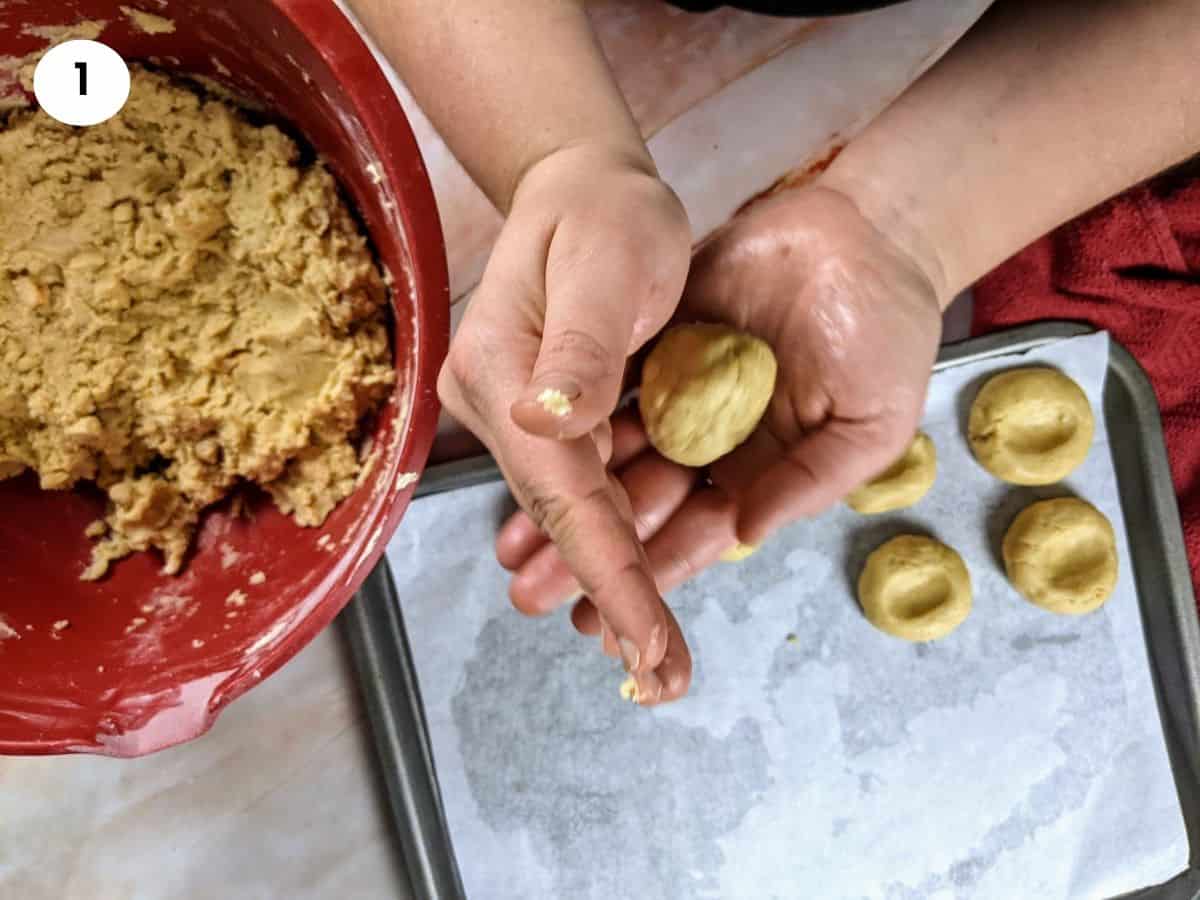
635,670,663,705
618,637,640,672
533,379,581,418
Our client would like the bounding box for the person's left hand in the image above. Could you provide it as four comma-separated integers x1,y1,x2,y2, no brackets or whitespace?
494,185,947,702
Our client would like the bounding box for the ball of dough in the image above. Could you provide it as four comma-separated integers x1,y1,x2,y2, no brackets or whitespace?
846,432,937,514
857,536,972,642
1002,497,1117,615
720,542,758,563
968,368,1093,485
639,323,778,467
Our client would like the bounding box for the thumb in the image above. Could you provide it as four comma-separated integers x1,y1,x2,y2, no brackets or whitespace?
511,218,686,440
511,318,629,440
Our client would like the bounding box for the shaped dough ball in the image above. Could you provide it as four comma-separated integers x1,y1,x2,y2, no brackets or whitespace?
846,432,937,514
968,368,1093,485
1002,497,1117,615
857,536,972,642
720,542,758,563
639,323,778,467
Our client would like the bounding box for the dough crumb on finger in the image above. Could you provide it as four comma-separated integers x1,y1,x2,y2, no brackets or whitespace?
1002,497,1117,614
720,542,759,563
537,388,573,418
846,432,937,514
619,676,640,703
857,535,972,642
639,323,777,467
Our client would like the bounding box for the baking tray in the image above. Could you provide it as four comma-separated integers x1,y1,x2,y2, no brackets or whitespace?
341,561,467,900
341,321,1200,900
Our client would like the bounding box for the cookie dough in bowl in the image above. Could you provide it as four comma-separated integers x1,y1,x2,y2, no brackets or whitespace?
857,535,972,641
0,66,395,580
639,323,777,467
1002,497,1118,614
846,432,937,514
968,367,1094,485
0,0,449,759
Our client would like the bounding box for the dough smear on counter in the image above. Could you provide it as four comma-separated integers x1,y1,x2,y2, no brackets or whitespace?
0,66,394,579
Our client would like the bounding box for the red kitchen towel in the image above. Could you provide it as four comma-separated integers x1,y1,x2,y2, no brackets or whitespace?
972,172,1200,595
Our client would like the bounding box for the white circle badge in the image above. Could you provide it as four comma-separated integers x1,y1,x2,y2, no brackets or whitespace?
33,40,131,127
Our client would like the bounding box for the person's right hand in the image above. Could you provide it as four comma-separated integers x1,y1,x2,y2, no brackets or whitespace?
437,143,693,704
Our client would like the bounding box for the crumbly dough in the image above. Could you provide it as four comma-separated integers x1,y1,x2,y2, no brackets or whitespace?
1002,497,1117,614
639,323,777,467
537,388,572,418
0,67,394,579
857,535,972,642
720,542,758,563
619,676,640,703
846,432,937,514
968,368,1093,485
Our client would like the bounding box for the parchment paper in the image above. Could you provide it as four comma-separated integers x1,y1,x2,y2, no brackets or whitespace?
384,332,1188,899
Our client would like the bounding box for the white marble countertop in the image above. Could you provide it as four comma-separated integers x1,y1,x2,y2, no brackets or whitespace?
0,629,410,900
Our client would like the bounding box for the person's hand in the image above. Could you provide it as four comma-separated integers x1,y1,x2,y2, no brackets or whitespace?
437,143,693,704
496,185,948,698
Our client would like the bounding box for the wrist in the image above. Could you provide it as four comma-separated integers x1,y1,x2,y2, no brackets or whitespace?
509,140,659,211
818,156,961,311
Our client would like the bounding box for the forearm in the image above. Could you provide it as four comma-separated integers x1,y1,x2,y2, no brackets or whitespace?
346,0,650,211
822,0,1200,305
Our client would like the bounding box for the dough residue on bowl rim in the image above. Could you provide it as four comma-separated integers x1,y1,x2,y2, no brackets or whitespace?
0,21,109,111
120,6,176,35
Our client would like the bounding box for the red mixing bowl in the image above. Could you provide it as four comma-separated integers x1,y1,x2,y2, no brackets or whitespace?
0,0,449,756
